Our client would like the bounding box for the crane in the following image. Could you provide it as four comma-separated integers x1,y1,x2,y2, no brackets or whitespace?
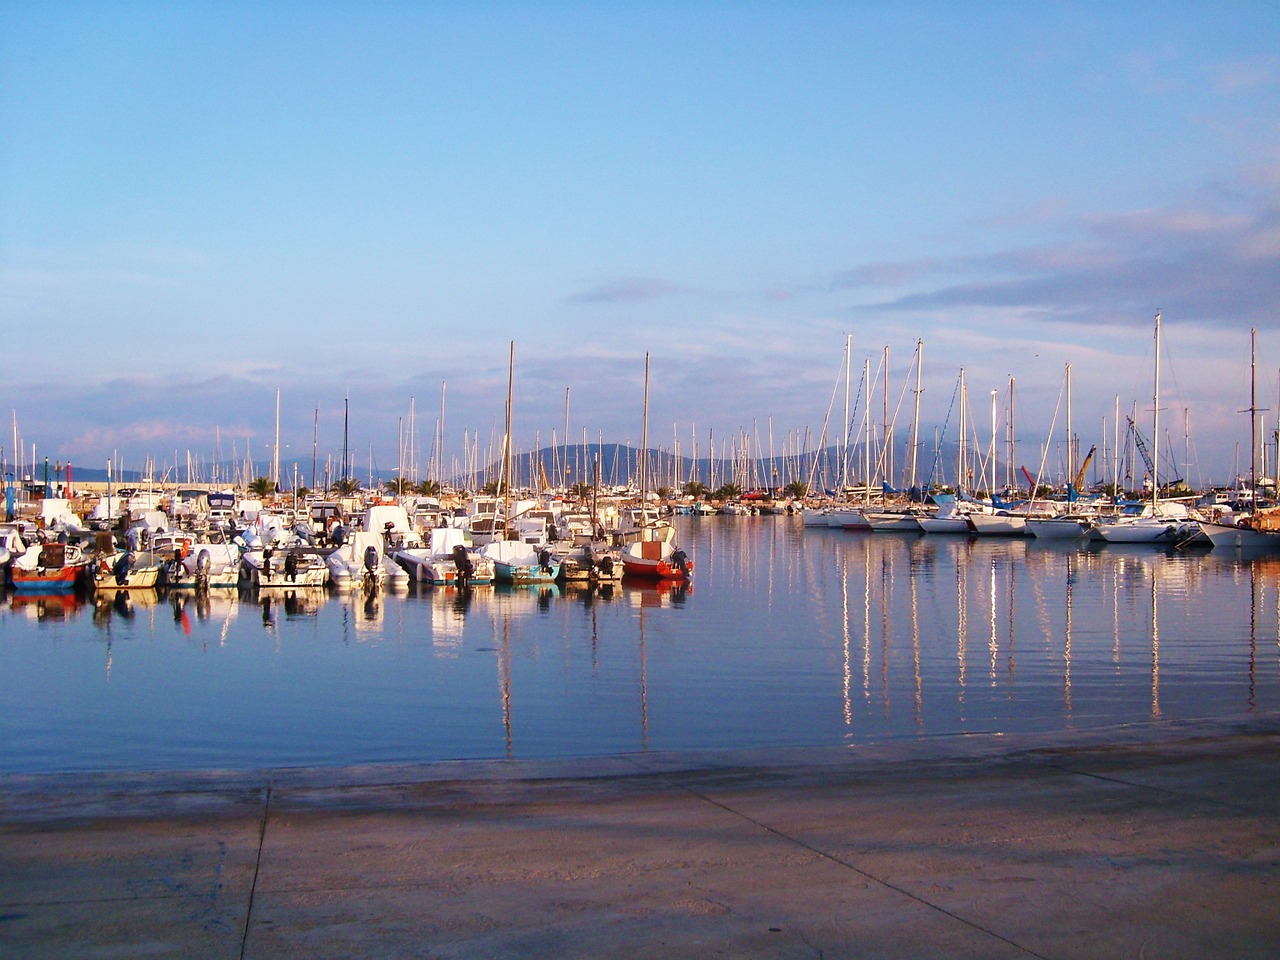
1125,417,1180,489
1073,444,1096,491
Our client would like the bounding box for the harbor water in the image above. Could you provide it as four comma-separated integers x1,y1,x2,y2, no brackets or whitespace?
2,516,1278,773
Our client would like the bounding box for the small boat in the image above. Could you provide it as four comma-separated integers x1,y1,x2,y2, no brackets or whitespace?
483,539,561,585
621,537,693,580
558,539,623,584
11,541,92,593
393,526,494,586
92,549,164,589
240,547,329,589
0,523,30,584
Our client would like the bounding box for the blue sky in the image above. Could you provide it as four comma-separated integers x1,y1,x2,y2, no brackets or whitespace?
3,1,1278,487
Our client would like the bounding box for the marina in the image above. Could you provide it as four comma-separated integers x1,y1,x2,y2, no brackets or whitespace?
4,514,1278,775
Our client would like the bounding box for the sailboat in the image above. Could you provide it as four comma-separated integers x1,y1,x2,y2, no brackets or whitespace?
621,353,693,580
1097,313,1196,544
483,342,562,585
1198,328,1280,551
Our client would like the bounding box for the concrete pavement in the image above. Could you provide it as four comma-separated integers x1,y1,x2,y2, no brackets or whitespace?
3,719,1278,959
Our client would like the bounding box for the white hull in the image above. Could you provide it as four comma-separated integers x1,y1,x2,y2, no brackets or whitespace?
864,511,921,533
1197,521,1280,551
966,513,1028,536
1025,517,1091,540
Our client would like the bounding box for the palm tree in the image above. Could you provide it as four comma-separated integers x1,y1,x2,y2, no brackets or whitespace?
416,479,442,497
330,477,359,496
247,476,275,497
569,481,593,500
713,482,742,501
784,480,808,499
385,476,413,495
683,480,708,500
655,485,672,500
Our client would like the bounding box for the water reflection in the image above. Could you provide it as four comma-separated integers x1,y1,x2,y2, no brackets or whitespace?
3,518,1280,773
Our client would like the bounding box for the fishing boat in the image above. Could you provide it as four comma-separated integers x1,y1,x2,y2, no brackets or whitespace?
11,541,91,593
621,536,692,580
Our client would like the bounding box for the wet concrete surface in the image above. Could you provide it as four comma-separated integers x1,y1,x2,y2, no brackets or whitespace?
3,719,1278,959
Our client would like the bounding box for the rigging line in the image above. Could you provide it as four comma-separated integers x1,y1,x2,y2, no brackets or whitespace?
925,371,962,487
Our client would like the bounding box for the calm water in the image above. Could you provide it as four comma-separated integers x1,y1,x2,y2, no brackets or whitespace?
3,517,1278,774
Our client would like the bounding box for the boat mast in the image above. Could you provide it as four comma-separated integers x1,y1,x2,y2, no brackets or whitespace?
957,368,966,492
1066,363,1073,488
437,380,446,488
841,334,851,496
909,339,923,489
1152,312,1161,506
863,357,871,503
503,340,514,539
272,388,281,491
1249,327,1258,498
639,352,650,512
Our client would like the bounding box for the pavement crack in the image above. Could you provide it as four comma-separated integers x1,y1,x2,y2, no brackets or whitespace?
667,776,1052,960
239,783,272,960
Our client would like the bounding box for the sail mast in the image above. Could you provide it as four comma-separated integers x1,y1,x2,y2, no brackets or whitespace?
640,352,650,506
1152,312,1162,506
504,341,514,538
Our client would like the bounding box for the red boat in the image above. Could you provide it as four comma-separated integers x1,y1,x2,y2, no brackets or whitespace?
621,539,693,580
11,542,90,593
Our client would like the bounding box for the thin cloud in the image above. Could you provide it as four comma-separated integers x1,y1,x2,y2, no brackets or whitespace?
567,277,681,303
853,183,1280,330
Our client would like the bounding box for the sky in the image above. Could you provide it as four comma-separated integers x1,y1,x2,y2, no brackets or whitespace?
2,0,1279,488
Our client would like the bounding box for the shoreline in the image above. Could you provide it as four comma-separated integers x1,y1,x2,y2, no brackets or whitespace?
4,716,1278,958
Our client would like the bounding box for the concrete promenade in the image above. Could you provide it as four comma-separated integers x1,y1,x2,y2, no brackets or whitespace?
3,719,1278,959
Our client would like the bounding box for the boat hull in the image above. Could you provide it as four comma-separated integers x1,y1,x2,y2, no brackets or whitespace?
1197,520,1280,552
12,564,88,593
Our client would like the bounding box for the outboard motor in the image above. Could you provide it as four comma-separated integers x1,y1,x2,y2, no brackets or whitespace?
330,524,347,547
113,551,133,586
262,547,274,579
363,544,380,574
284,551,299,583
538,548,553,575
452,544,474,584
195,549,211,592
597,554,614,576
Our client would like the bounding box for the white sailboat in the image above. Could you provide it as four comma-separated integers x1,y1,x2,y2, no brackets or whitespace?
1097,312,1196,545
